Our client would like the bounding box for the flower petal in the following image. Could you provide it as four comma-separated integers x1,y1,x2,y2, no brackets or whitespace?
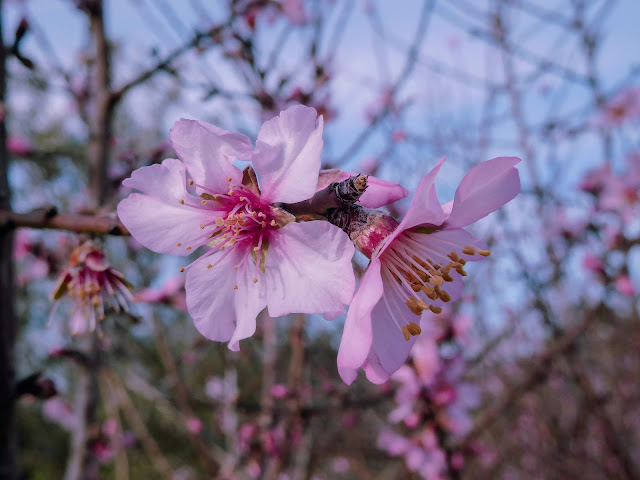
118,160,214,255
263,221,355,317
396,158,447,232
337,259,383,385
369,283,418,376
170,119,252,194
122,158,188,201
316,169,408,208
446,156,521,228
252,105,324,204
185,245,266,351
363,348,392,384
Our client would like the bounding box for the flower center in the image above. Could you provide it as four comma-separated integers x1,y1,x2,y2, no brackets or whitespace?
379,232,490,341
176,178,288,284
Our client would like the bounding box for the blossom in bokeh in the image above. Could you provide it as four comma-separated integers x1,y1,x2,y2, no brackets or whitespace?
134,274,186,311
118,106,355,350
338,157,521,384
50,241,132,335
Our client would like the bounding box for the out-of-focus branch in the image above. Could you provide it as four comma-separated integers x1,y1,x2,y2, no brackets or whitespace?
0,207,129,235
104,371,174,480
453,309,601,450
151,315,220,478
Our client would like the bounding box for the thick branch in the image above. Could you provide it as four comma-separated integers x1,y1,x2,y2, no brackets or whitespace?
0,208,129,235
279,174,367,218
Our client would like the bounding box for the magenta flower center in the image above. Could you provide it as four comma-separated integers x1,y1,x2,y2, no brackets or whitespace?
177,177,284,285
378,232,490,341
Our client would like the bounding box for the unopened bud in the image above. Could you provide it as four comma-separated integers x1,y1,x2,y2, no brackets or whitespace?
347,209,399,259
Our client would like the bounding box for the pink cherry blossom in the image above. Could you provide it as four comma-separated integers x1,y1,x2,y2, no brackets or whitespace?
50,241,133,335
337,156,521,384
118,106,355,350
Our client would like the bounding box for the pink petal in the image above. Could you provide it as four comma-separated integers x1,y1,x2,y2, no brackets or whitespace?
118,159,214,255
316,169,408,208
117,193,212,256
369,283,418,375
263,221,355,317
169,119,252,194
363,349,392,384
122,158,188,201
446,156,521,228
185,245,266,351
337,259,383,385
396,158,447,232
252,105,324,204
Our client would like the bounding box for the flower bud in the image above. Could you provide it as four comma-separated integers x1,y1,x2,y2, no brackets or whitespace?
349,209,399,259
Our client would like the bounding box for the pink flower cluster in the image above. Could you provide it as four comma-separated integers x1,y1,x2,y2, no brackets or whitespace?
118,105,521,382
378,313,479,479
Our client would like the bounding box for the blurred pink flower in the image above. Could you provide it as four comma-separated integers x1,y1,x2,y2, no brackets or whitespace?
7,136,32,156
615,275,635,297
135,274,186,311
582,253,605,274
186,417,204,434
338,156,521,384
50,241,133,335
43,397,77,430
596,85,640,127
118,106,355,350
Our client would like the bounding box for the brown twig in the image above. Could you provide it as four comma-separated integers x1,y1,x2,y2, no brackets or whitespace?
0,208,129,235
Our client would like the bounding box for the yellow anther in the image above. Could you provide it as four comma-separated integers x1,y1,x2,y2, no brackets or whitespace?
407,322,421,336
411,283,422,292
179,267,185,273
270,220,276,227
455,266,467,276
429,305,442,314
188,179,194,186
176,242,182,247
186,246,192,251
233,284,238,290
477,249,491,257
253,277,258,284
226,176,232,182
216,218,225,226
234,265,239,270
401,325,410,341
201,200,207,205
462,246,475,256
258,212,266,218
430,275,444,286
179,199,185,205
458,258,467,265
200,224,205,229
207,264,212,269
261,221,266,227
448,251,459,262
239,196,247,202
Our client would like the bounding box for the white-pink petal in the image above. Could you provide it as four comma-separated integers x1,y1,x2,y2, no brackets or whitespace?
170,119,252,195
396,158,447,232
337,259,383,385
446,156,521,228
263,221,355,318
252,105,324,204
117,194,213,256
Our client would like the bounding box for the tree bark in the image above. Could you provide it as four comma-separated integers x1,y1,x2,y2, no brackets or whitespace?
0,0,18,478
